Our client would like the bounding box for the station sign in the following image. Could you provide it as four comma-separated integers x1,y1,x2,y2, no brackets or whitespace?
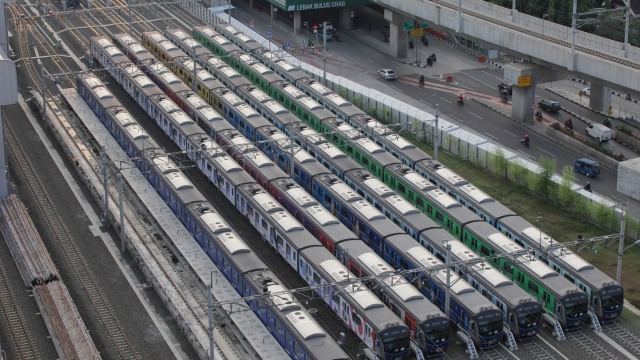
403,20,429,31
517,75,532,87
281,0,371,12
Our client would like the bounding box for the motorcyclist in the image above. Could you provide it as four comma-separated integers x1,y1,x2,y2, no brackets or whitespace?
583,181,591,192
457,94,464,103
521,134,530,147
535,109,542,119
604,117,612,128
419,74,425,86
565,118,573,130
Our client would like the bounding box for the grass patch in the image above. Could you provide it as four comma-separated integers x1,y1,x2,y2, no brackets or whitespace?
403,133,640,309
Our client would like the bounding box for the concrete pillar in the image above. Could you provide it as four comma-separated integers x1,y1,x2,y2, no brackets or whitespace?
270,3,277,21
385,8,408,59
293,10,301,34
588,82,612,113
505,64,538,124
339,7,353,30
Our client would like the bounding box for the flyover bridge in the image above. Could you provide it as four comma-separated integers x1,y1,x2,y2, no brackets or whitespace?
376,0,640,95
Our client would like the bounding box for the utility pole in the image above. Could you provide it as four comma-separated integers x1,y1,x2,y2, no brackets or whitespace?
118,174,125,253
570,0,577,71
322,21,327,85
40,63,47,121
101,147,109,225
128,0,132,34
192,46,198,92
434,104,439,161
208,273,214,360
288,118,294,179
616,203,626,283
445,242,451,319
624,0,630,58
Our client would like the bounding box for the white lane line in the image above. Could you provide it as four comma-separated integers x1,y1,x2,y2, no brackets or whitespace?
484,132,497,140
469,112,482,119
504,130,518,138
460,71,496,89
537,147,555,157
390,85,403,93
482,70,505,81
439,97,452,104
419,99,432,106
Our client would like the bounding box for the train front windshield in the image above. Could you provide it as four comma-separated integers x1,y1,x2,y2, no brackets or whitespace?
422,318,450,344
563,293,588,318
380,326,410,355
476,310,503,337
515,303,542,328
599,285,624,311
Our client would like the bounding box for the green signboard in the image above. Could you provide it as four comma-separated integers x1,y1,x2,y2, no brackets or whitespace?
403,20,429,31
268,0,371,11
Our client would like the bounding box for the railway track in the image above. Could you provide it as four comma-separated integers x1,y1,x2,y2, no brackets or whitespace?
4,117,140,360
479,346,508,359
520,340,557,360
0,247,40,360
566,330,617,360
603,321,640,356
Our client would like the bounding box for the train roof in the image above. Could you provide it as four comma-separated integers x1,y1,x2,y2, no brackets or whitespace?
80,76,121,109
258,51,309,82
143,31,187,59
216,24,264,53
165,28,210,57
338,241,445,322
186,203,266,274
207,152,257,187
234,53,283,84
469,263,538,307
91,36,130,66
301,247,405,331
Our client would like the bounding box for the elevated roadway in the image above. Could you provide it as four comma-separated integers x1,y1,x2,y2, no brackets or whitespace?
373,0,640,94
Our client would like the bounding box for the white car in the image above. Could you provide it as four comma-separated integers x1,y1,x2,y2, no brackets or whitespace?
378,68,397,81
582,87,590,97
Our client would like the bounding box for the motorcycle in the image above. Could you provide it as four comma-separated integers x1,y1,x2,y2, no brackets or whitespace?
428,52,437,63
421,35,429,46
457,95,464,106
418,75,425,86
520,137,530,148
535,110,543,121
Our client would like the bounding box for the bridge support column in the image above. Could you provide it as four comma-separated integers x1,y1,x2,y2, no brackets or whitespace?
339,7,353,30
505,63,538,124
385,8,408,59
293,10,301,34
505,63,563,124
588,82,612,114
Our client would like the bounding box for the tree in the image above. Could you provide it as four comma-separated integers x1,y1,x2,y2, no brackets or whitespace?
557,165,578,208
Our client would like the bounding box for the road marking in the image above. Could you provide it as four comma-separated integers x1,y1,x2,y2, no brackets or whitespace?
504,130,518,137
460,71,495,89
449,115,462,122
484,132,497,140
482,69,504,81
537,147,555,157
439,97,452,104
389,85,402,93
419,99,431,106
469,112,482,119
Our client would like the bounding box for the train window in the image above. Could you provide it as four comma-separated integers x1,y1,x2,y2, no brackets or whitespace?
435,212,444,223
564,274,575,283
274,319,285,337
333,293,340,305
398,184,406,194
261,219,267,230
352,312,363,328
313,272,320,284
293,342,305,359
528,281,539,295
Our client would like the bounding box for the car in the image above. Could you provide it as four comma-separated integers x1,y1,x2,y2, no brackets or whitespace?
582,87,590,97
319,22,334,31
574,158,600,178
538,98,561,113
498,82,513,95
585,123,613,143
378,68,397,81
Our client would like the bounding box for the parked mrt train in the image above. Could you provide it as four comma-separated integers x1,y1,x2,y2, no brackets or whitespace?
76,73,349,360
100,32,514,352
89,36,415,360
156,27,588,334
190,23,622,323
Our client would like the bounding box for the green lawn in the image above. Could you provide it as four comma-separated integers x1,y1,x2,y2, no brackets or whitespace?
409,137,640,309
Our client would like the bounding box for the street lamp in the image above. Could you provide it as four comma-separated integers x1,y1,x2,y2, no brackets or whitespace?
542,13,549,40
303,21,309,40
